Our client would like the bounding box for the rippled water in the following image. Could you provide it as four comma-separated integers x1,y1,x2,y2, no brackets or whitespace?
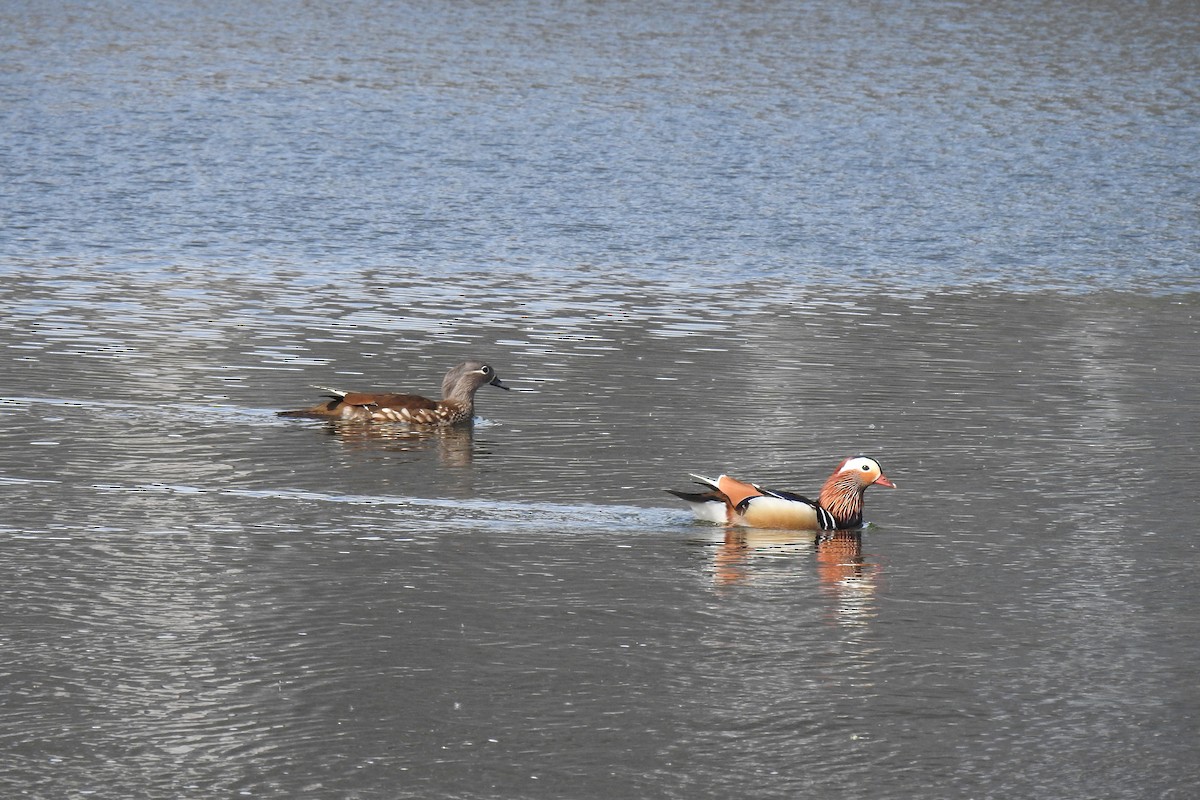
2,0,1199,798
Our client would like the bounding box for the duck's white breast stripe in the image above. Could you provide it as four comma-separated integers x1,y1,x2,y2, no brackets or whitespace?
817,506,836,530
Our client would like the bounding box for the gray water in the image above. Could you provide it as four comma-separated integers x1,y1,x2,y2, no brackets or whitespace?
2,1,1199,798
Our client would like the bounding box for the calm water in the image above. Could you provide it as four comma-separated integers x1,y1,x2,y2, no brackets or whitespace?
2,0,1199,798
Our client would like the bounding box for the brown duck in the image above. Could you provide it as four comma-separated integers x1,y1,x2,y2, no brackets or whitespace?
278,360,509,425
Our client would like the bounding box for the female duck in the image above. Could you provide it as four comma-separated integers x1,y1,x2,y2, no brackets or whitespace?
278,360,509,425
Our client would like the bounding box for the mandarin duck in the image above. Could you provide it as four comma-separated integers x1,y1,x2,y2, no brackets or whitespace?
668,456,895,530
278,360,509,425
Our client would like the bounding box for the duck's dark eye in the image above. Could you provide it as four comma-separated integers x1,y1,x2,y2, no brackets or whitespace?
481,366,492,374
861,464,871,471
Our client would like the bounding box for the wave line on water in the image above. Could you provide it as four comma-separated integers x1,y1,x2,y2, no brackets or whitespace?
81,480,684,532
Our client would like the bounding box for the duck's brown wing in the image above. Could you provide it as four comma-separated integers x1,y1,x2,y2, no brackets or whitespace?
278,391,439,419
277,402,341,418
340,392,437,411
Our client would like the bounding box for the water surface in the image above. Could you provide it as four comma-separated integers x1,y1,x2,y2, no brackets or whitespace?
2,1,1198,798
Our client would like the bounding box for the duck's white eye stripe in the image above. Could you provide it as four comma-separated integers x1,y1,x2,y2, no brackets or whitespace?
841,456,879,474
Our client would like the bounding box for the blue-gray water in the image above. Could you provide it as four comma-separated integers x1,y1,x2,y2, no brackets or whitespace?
2,1,1198,798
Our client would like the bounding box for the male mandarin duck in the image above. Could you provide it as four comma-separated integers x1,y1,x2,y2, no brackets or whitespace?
668,456,895,531
277,360,509,425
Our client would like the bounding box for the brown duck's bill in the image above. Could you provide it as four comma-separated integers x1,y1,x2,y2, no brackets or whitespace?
874,475,896,488
490,377,511,390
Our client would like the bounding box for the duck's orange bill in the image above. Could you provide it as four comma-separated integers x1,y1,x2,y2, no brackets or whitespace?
875,475,896,488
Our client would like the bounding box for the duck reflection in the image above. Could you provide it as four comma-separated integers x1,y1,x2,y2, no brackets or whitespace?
814,531,878,627
318,420,477,467
711,529,814,587
710,529,879,626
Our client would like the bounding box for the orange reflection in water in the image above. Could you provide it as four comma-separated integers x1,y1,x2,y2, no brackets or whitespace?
711,528,880,625
814,530,879,627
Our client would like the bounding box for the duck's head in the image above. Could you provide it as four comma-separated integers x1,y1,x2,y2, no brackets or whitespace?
443,361,510,400
834,455,895,490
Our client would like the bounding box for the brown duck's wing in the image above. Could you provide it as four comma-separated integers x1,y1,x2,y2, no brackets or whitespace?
340,392,438,410
277,401,341,418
